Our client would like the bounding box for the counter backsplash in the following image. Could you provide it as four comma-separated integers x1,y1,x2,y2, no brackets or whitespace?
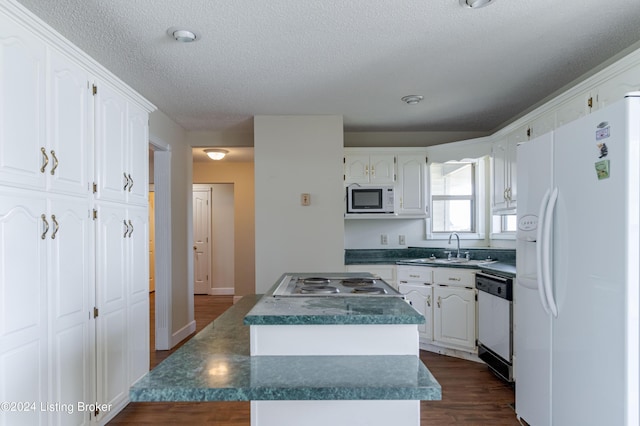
345,247,516,265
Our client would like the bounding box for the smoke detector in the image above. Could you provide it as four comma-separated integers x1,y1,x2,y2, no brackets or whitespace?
401,95,424,105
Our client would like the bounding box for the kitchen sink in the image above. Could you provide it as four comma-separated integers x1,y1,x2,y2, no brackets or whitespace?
404,258,496,266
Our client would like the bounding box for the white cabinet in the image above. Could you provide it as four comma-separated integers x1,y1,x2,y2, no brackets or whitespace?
433,286,476,351
95,81,148,206
396,154,428,216
0,189,93,426
95,204,149,412
398,265,477,353
0,3,153,424
0,15,46,191
344,152,396,184
492,127,524,213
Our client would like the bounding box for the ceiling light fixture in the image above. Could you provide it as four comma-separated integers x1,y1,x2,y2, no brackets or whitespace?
204,149,229,160
166,27,200,42
401,95,424,105
459,0,496,8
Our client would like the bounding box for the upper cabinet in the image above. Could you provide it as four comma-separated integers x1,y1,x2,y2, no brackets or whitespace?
344,152,396,184
344,148,428,218
492,125,527,213
94,81,149,206
396,154,428,216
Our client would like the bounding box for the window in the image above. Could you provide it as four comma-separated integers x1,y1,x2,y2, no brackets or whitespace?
430,161,477,234
492,214,517,237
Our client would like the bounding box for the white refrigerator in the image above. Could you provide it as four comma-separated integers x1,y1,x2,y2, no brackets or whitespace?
515,93,640,426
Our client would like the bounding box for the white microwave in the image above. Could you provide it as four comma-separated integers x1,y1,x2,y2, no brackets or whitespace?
346,185,395,214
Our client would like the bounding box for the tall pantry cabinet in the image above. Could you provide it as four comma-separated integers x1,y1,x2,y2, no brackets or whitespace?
0,2,155,425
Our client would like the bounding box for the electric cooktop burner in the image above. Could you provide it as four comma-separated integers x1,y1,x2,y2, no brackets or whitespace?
300,285,339,294
271,274,403,297
303,277,332,285
341,278,377,287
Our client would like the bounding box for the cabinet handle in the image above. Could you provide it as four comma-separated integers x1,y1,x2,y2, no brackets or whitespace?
51,215,59,239
409,274,420,278
371,165,375,177
123,219,129,238
503,188,508,201
437,296,441,308
40,148,49,173
365,165,369,176
41,214,49,239
50,150,59,175
127,220,134,237
128,174,133,192
123,173,130,191
448,277,461,281
427,295,431,307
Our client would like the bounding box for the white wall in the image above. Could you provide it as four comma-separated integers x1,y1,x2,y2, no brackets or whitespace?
149,109,195,345
254,115,345,292
211,183,235,293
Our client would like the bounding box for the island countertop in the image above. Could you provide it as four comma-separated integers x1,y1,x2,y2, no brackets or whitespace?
130,295,441,402
243,273,426,326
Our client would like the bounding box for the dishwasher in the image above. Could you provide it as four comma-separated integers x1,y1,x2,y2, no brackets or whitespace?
476,271,514,382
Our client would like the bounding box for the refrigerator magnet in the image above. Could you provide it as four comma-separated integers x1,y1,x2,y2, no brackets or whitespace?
595,159,610,180
597,142,608,158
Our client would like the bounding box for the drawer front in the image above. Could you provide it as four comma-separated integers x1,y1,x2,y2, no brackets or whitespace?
433,267,475,287
397,266,433,284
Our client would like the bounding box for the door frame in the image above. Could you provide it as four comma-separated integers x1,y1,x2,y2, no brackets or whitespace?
149,136,172,350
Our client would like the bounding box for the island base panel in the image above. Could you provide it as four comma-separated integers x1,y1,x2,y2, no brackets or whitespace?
251,400,419,426
250,324,419,356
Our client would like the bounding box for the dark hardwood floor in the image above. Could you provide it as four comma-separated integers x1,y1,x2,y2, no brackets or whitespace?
109,294,518,425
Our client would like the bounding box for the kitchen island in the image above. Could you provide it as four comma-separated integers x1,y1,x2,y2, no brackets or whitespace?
130,273,440,426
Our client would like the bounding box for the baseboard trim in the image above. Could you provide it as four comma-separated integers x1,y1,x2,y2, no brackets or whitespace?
209,287,234,295
171,320,196,347
233,295,244,304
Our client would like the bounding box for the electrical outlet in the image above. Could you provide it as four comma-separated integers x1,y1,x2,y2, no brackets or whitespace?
381,234,388,245
399,235,406,245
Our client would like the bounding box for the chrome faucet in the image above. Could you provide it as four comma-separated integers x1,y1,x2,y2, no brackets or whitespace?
448,232,461,258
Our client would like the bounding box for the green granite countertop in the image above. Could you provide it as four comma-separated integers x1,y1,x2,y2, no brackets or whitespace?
130,296,441,402
243,273,425,326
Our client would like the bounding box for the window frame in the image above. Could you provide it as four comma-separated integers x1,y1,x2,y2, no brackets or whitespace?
426,158,486,241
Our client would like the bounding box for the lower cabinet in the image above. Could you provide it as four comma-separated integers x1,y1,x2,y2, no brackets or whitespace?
398,265,477,353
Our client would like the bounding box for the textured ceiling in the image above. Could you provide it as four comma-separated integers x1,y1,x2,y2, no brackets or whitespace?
15,0,640,133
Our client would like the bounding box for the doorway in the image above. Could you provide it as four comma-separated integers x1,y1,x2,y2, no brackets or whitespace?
192,183,235,296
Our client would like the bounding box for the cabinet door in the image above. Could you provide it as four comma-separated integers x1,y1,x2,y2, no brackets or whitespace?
399,283,433,341
397,155,426,215
126,102,149,206
127,206,149,385
344,154,370,183
48,195,93,426
369,154,395,184
0,190,48,426
491,138,509,212
0,17,46,190
434,286,476,350
95,81,128,203
95,204,129,412
47,49,91,197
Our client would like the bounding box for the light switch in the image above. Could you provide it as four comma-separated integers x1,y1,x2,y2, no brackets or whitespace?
301,193,311,206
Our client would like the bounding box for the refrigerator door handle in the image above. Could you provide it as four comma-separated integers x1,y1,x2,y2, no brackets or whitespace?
542,187,559,317
536,188,552,315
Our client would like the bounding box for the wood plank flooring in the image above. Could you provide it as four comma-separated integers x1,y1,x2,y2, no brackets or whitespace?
109,294,518,425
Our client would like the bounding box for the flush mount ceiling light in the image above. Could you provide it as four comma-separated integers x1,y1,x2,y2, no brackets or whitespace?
459,0,496,8
401,95,424,105
166,27,200,42
204,149,229,160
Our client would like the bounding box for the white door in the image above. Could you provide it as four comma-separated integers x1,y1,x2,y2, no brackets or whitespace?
192,187,211,294
0,17,46,190
433,286,475,350
48,195,93,426
0,189,48,426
